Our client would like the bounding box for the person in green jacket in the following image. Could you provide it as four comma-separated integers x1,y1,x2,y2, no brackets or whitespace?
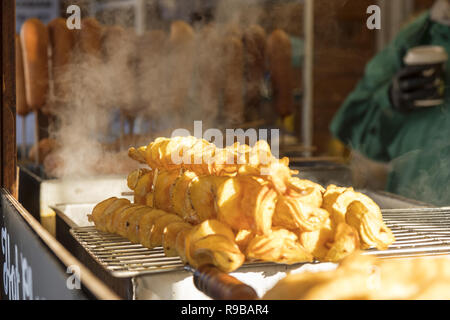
330,0,450,206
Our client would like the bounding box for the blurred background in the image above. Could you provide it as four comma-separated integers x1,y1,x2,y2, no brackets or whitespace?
4,0,450,301
15,0,436,178
13,0,442,227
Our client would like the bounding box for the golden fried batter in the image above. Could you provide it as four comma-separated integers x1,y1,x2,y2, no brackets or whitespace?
90,137,395,273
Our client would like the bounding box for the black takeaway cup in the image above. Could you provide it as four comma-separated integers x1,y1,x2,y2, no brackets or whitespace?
403,45,448,107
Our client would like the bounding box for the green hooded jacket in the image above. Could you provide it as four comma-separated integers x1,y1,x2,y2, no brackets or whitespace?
330,12,450,206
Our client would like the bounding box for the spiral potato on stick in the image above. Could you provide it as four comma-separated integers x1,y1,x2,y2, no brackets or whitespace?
87,198,245,272
89,137,395,273
183,220,245,273
88,197,188,250
128,168,279,234
170,170,198,218
245,228,313,264
128,136,295,194
125,167,389,266
163,222,193,257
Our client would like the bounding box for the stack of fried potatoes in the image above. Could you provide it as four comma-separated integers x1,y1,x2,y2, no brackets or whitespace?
88,136,395,273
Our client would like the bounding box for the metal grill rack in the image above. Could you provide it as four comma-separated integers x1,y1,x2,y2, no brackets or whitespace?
70,207,450,278
70,228,185,277
362,207,450,258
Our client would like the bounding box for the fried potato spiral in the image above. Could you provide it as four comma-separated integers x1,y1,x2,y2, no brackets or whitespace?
88,199,245,272
125,170,394,266
246,228,313,264
89,137,395,273
128,136,294,193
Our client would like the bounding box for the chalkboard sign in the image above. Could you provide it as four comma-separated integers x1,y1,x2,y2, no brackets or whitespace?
0,190,89,300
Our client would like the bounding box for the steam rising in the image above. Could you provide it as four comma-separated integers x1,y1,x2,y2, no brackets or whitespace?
46,1,447,208
45,1,303,178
